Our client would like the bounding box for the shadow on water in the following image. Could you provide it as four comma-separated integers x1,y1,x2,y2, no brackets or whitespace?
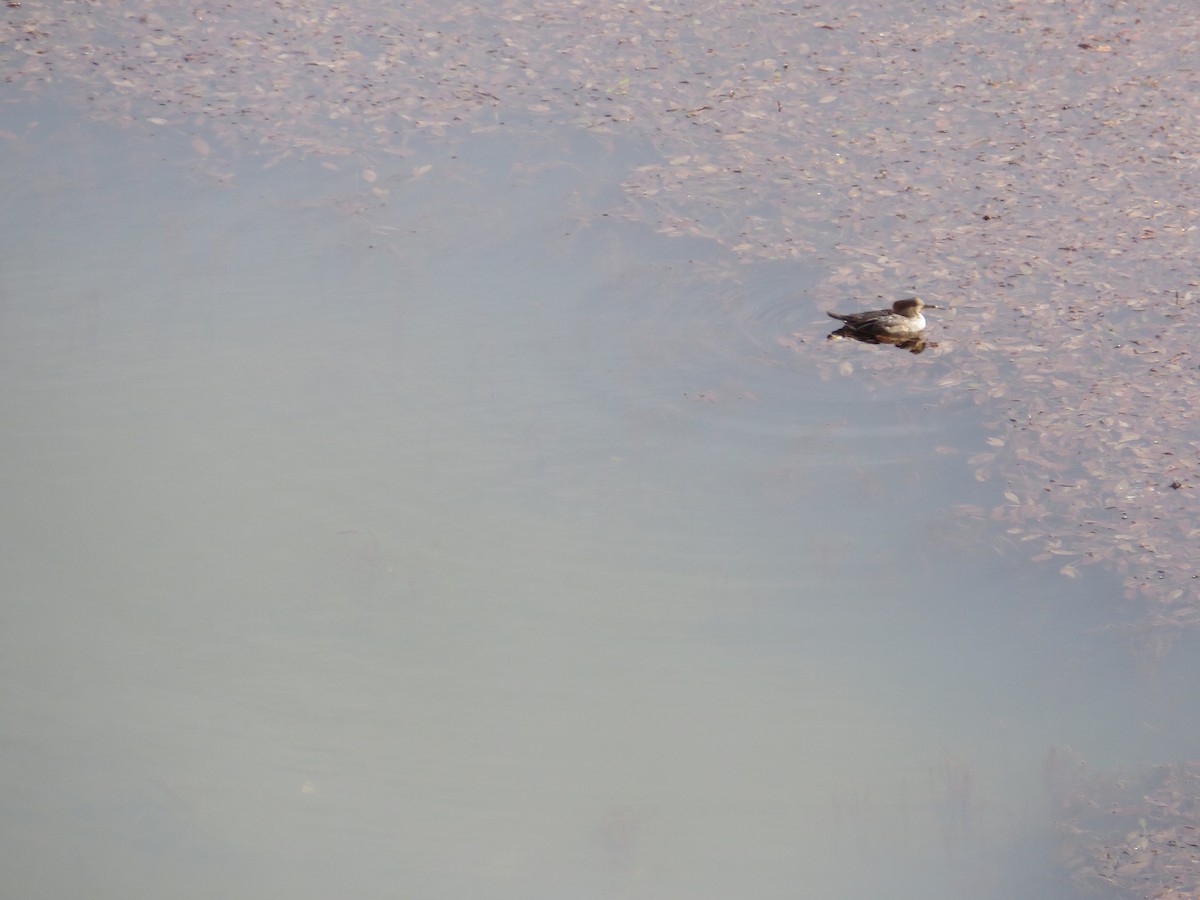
3,108,1197,900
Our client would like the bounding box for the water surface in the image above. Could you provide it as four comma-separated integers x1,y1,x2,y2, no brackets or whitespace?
3,8,1200,897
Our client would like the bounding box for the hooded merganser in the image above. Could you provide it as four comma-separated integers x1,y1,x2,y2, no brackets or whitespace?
826,297,939,337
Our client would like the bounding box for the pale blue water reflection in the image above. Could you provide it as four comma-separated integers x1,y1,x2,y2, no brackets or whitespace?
1,111,1183,900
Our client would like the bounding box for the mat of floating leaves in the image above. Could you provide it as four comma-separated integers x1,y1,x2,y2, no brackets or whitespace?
1050,752,1200,899
3,1,1197,628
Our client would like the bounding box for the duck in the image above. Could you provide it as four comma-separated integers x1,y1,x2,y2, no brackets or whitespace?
826,296,938,338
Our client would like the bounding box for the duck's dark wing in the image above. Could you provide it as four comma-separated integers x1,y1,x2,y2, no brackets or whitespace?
826,308,889,325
